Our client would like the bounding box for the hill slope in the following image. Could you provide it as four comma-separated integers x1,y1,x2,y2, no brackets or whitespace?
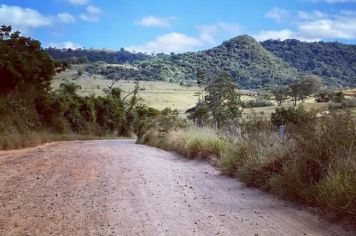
261,39,356,87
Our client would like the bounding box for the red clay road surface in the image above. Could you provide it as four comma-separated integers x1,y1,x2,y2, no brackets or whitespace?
0,140,353,236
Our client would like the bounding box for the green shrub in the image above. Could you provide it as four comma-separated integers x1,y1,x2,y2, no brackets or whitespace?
242,98,273,108
94,97,124,135
270,106,316,128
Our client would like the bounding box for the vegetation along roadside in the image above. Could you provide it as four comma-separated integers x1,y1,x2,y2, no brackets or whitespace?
138,70,356,224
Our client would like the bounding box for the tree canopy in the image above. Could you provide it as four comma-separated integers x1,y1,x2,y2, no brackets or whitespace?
0,25,55,95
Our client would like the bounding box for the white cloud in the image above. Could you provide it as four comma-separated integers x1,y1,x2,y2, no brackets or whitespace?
127,32,203,54
296,10,356,39
256,10,356,41
298,15,356,39
80,5,102,22
254,29,296,41
57,12,75,23
128,21,240,53
298,10,327,20
265,7,290,23
136,16,176,28
0,4,52,31
254,29,320,42
48,41,82,49
197,22,240,44
68,0,89,6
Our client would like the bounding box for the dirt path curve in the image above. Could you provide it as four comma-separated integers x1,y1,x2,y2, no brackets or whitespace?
0,140,353,236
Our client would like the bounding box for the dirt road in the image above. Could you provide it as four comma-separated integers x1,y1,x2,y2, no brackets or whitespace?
0,140,353,236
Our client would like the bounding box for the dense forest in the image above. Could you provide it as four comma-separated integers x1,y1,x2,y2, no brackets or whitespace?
261,39,356,87
47,47,150,64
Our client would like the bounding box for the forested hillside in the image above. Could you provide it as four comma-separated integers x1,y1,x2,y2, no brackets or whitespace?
261,39,356,87
135,35,299,88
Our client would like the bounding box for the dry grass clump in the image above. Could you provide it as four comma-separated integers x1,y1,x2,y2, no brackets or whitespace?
142,126,229,159
166,127,228,158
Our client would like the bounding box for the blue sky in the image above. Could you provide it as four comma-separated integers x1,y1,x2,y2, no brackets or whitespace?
1,0,355,53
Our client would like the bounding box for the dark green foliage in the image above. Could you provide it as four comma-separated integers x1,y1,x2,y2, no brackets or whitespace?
94,97,124,134
315,89,333,103
186,102,210,127
137,107,187,145
271,106,315,127
271,86,289,106
204,72,242,128
261,39,356,87
330,91,345,103
0,26,55,95
287,75,323,106
59,80,82,96
132,104,160,139
242,98,273,108
47,47,150,64
187,72,242,128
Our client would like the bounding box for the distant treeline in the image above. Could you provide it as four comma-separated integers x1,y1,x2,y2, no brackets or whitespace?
46,47,151,64
261,39,356,87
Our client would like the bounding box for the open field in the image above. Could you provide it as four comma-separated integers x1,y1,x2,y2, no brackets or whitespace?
53,68,355,116
52,78,201,113
53,77,337,116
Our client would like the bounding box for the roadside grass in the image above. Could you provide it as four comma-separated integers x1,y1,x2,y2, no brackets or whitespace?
165,127,228,158
142,110,356,222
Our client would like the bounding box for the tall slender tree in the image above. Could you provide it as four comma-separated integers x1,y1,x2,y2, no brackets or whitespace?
205,72,242,128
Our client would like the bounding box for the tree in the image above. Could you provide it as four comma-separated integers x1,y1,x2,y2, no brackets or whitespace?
288,75,322,106
289,82,303,106
186,101,209,127
0,26,56,95
272,86,288,106
204,72,242,128
299,75,322,98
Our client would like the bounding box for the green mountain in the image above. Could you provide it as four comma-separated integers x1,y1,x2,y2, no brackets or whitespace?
132,35,300,89
261,39,356,87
